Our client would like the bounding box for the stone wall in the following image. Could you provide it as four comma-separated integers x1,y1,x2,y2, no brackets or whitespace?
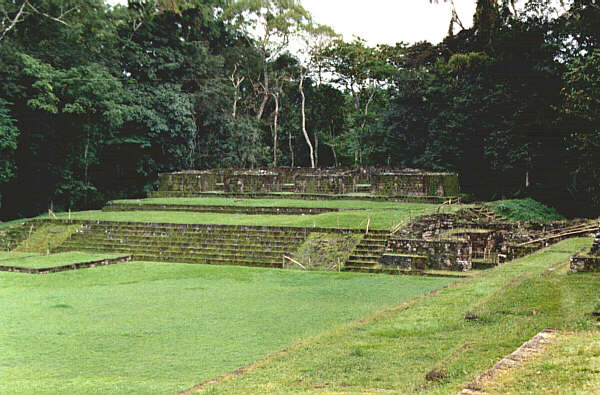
384,237,472,271
570,254,600,272
156,167,460,197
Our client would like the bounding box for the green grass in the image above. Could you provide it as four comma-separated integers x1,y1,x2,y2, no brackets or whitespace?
0,251,125,269
488,198,565,222
195,237,598,394
112,197,445,210
484,331,600,394
13,223,80,254
0,263,454,394
40,202,458,231
0,251,39,260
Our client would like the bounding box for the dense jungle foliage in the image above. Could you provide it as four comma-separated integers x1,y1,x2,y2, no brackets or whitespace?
0,0,598,219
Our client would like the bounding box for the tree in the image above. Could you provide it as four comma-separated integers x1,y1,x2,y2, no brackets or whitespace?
0,98,18,204
223,0,311,121
320,38,394,165
296,23,338,168
562,49,600,211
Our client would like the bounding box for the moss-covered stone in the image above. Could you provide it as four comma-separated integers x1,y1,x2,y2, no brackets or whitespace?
155,168,460,198
293,233,363,271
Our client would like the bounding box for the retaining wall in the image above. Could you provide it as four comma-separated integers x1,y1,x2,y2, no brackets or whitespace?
384,238,472,271
157,168,460,197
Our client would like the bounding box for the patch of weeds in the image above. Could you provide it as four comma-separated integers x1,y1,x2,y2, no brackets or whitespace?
293,232,363,271
14,224,81,253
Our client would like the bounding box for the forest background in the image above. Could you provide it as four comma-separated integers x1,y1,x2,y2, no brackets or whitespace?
0,0,598,219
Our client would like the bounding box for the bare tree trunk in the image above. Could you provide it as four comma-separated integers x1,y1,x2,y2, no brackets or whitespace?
257,93,268,121
256,57,270,121
299,73,315,168
230,66,244,119
329,144,338,167
289,131,294,168
327,123,338,167
271,92,279,167
315,130,319,168
84,137,89,209
0,1,27,42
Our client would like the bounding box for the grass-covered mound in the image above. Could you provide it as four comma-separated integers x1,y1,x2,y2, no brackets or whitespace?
27,200,460,231
488,198,564,222
0,263,454,394
196,238,597,394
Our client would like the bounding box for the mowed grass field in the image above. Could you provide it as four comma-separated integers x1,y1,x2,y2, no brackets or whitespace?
194,238,600,394
0,262,454,394
37,198,461,230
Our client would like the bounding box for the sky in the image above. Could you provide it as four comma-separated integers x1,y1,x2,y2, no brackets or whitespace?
107,0,478,46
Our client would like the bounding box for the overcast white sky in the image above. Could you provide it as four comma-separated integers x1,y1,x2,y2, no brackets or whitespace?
107,0,478,45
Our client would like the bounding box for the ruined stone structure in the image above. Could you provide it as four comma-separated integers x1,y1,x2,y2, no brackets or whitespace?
591,233,600,255
153,167,460,198
570,232,600,272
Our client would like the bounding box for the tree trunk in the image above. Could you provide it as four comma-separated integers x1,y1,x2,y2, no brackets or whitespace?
256,56,270,121
299,74,315,168
272,93,279,167
289,131,294,168
315,130,319,168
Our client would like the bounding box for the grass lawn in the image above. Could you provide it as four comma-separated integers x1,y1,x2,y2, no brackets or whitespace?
111,197,454,210
39,201,457,231
195,238,599,394
484,331,600,394
0,251,125,269
0,263,454,394
0,251,39,260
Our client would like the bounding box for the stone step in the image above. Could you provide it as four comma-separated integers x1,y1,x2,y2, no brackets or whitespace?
60,245,290,260
82,225,309,237
64,237,298,250
61,241,291,255
77,228,305,239
348,254,380,262
56,245,285,262
71,233,303,245
344,259,379,267
353,245,384,255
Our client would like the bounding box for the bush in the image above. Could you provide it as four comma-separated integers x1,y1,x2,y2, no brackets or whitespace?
489,198,564,222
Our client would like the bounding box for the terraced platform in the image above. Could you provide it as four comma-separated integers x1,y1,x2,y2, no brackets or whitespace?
149,191,452,204
55,221,317,268
102,202,341,215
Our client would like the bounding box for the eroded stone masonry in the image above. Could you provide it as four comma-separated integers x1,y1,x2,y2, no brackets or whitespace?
153,167,460,198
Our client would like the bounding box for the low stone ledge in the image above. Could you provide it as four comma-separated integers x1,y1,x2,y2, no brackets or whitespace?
0,255,133,274
570,253,600,273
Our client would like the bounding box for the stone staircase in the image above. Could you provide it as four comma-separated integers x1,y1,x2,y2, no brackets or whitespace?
344,230,389,271
56,222,310,268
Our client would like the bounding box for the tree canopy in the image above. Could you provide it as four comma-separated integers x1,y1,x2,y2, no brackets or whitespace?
0,0,599,219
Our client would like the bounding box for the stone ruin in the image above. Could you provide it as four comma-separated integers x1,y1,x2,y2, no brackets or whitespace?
152,167,460,199
590,233,600,256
